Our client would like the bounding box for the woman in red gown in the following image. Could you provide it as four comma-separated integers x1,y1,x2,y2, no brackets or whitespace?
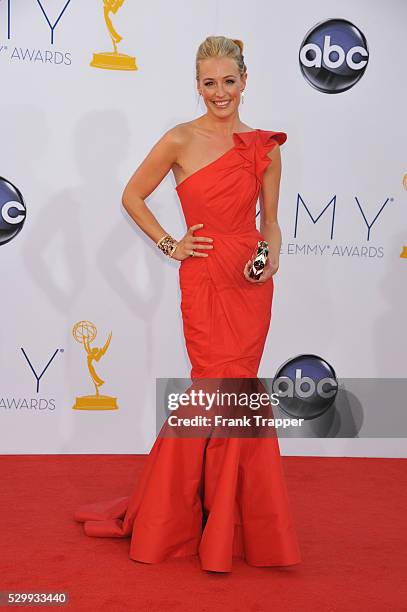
74,35,302,573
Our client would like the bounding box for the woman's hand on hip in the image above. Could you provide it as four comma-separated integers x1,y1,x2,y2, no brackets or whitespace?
171,223,214,261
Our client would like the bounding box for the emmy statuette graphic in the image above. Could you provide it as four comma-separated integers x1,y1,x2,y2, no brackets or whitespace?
72,321,118,410
90,0,137,71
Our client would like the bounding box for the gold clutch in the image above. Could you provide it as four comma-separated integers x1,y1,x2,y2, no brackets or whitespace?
248,240,269,279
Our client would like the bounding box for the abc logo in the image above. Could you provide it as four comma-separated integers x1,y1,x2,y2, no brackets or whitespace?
0,177,26,245
273,354,338,419
299,18,369,93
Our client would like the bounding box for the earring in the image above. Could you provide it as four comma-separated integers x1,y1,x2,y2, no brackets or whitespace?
241,91,245,105
196,92,202,109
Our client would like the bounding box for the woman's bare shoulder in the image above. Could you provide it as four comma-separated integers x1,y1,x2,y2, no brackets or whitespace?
163,121,197,146
162,120,257,150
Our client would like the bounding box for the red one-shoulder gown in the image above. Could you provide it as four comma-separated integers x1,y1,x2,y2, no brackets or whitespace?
74,129,302,573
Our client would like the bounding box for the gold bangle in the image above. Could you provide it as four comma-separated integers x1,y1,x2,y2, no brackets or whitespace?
157,233,178,257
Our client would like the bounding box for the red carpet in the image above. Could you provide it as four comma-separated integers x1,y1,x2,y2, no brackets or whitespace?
1,454,406,611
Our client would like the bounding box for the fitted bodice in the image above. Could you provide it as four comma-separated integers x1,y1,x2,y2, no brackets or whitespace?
175,129,287,236
176,128,287,291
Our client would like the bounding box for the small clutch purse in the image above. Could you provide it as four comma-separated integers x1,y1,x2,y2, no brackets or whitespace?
248,240,269,280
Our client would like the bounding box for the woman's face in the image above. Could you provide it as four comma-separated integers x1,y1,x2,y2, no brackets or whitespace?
197,57,246,118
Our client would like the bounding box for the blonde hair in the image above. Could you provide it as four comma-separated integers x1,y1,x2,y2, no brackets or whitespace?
195,35,247,80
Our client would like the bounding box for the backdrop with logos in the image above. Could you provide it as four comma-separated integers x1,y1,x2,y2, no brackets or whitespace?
0,0,405,457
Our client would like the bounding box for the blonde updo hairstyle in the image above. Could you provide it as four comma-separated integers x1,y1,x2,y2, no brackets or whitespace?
195,35,247,81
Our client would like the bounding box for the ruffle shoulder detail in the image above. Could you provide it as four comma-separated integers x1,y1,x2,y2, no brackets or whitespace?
258,130,287,148
232,130,258,170
232,129,287,181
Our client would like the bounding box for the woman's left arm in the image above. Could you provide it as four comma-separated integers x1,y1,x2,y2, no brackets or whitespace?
243,143,283,283
258,143,283,277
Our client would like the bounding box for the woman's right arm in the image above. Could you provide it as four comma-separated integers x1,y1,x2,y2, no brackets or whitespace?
121,128,213,260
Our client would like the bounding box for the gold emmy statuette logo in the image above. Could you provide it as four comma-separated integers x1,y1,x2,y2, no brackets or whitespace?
72,321,118,410
90,0,137,71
